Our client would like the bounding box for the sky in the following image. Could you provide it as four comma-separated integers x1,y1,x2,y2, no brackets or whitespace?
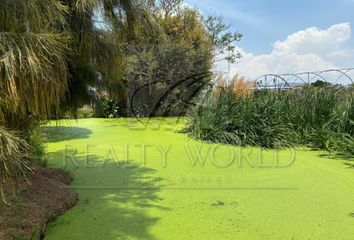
185,0,354,79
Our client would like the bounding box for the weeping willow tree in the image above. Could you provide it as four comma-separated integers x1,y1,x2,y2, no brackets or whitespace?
0,0,71,129
59,0,157,115
0,0,150,121
0,0,71,203
0,0,144,202
0,0,239,202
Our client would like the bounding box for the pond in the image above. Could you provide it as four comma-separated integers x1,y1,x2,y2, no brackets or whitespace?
44,118,354,240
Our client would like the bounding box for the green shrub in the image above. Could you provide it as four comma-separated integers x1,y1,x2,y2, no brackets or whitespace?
94,96,124,118
77,108,94,119
185,85,354,154
27,126,47,166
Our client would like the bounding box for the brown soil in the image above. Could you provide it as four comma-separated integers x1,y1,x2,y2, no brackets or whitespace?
0,166,78,240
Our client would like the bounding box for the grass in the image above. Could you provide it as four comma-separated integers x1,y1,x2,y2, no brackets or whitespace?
43,118,354,240
184,84,354,153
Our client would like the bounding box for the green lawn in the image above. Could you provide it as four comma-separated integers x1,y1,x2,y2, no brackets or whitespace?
44,118,354,240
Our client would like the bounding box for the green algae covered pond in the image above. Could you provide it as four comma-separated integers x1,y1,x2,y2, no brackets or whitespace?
44,118,354,239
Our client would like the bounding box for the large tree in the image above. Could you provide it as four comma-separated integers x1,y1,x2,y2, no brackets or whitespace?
0,0,70,129
0,0,153,123
0,0,242,200
0,0,143,200
112,1,242,117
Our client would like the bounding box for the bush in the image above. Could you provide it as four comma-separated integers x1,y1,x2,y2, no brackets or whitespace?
184,84,354,154
27,126,47,166
77,108,94,119
94,96,124,118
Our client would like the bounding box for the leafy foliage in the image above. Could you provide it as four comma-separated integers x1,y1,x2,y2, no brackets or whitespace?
0,0,147,201
0,0,70,126
94,96,124,118
185,83,354,154
204,15,243,63
0,0,242,203
121,2,240,117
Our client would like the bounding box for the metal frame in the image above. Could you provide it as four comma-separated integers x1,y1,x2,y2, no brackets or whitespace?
255,68,354,89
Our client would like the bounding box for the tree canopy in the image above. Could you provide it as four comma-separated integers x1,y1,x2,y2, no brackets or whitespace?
0,0,242,199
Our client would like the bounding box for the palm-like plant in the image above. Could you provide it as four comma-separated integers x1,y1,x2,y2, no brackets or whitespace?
0,0,71,125
0,0,147,202
0,0,145,123
59,0,152,114
0,0,71,203
0,127,32,204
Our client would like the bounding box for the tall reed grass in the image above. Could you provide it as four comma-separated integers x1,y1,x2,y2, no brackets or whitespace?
184,75,354,154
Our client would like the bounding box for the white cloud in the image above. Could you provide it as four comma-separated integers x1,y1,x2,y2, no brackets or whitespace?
218,23,354,80
273,23,350,54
